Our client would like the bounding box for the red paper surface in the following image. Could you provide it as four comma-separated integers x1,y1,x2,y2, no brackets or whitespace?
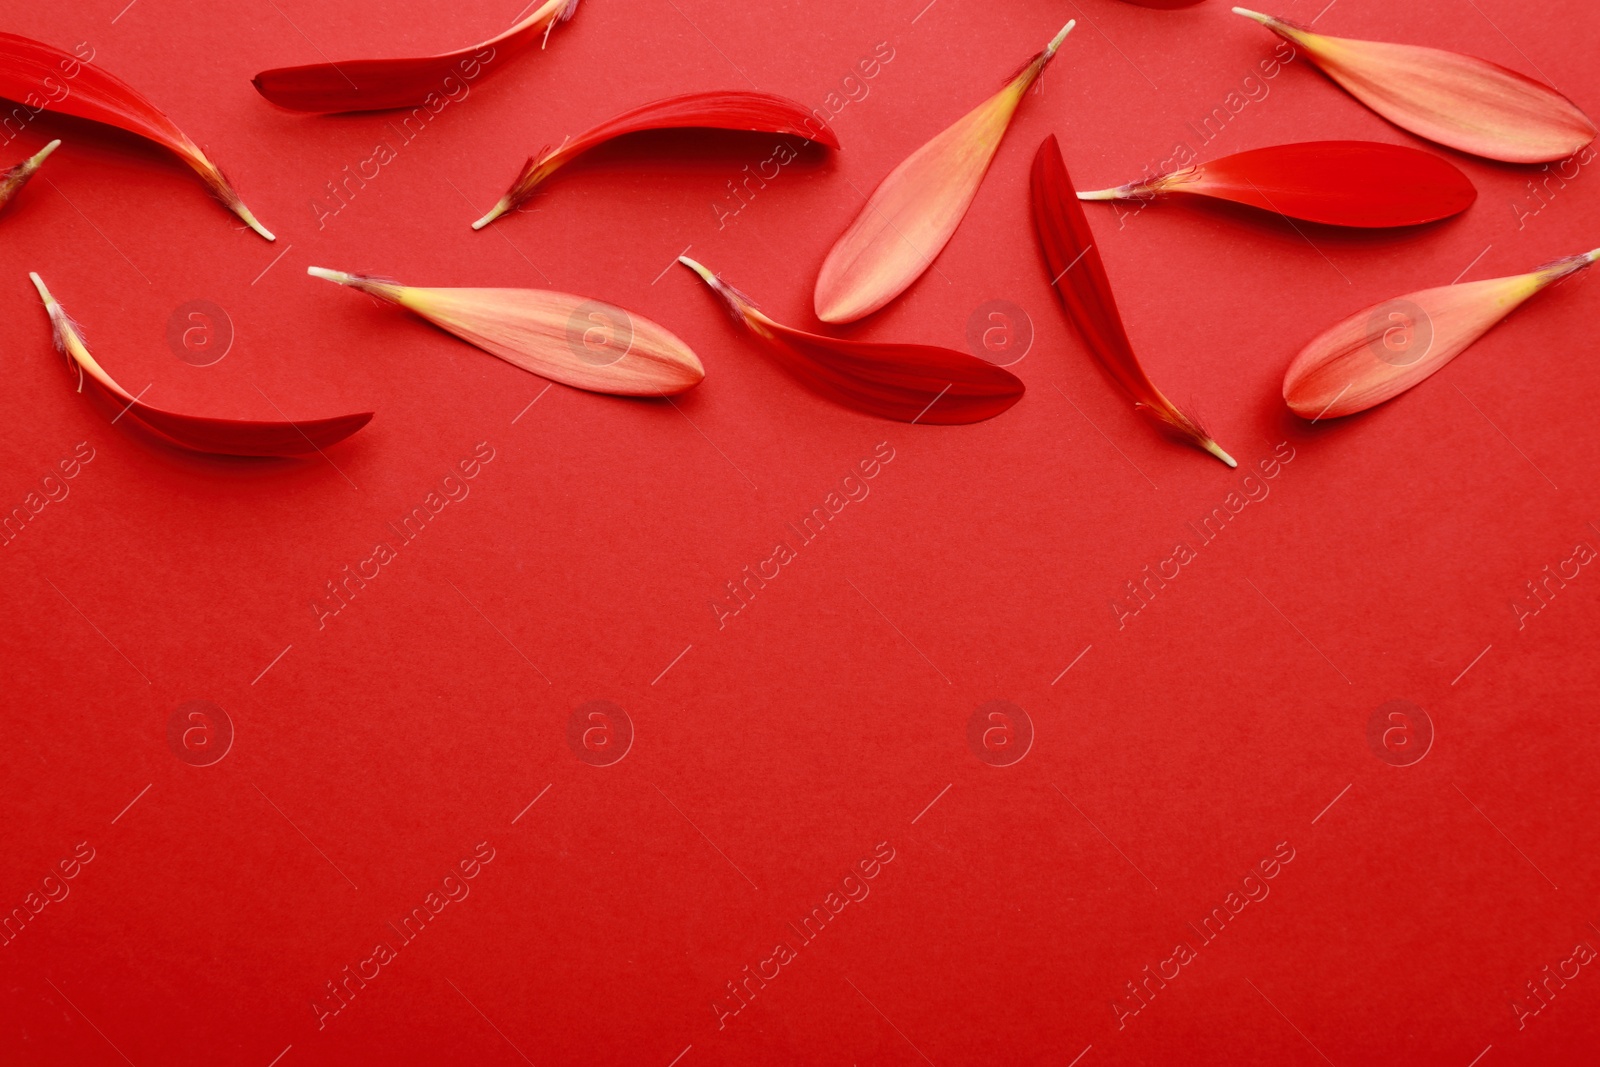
2,1,1598,1064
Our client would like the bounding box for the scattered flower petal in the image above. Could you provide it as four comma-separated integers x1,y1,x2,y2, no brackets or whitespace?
814,21,1074,323
308,267,703,396
1232,8,1596,164
681,256,1023,424
1284,248,1598,419
1031,135,1235,467
253,0,579,113
472,91,839,229
0,138,58,216
31,274,370,456
0,34,273,239
1078,140,1476,227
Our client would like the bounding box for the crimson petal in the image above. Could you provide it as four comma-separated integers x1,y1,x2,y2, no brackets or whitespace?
473,91,838,229
0,34,272,238
679,258,1022,424
1030,135,1235,466
253,0,579,113
32,274,371,457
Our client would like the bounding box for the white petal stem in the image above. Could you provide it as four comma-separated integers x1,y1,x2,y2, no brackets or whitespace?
1202,439,1239,468
307,266,358,286
1046,21,1076,58
471,199,512,230
234,201,276,241
678,255,718,286
26,139,60,170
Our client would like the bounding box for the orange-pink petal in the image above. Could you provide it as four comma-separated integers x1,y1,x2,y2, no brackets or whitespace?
309,268,704,397
814,22,1073,324
1234,8,1596,164
1283,249,1598,419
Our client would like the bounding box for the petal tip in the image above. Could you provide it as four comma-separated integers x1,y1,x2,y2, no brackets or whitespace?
1047,21,1076,56
678,255,717,285
813,302,852,325
235,203,275,241
1203,439,1239,467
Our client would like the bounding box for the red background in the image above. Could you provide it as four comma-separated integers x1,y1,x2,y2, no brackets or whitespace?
3,0,1599,1064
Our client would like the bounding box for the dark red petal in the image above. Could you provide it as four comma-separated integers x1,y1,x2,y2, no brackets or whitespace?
476,91,837,226
679,258,1022,425
65,370,371,457
0,33,271,237
1030,135,1234,465
1030,136,1149,402
0,34,192,157
126,402,373,457
252,0,577,113
763,321,1024,425
559,91,838,154
35,277,371,458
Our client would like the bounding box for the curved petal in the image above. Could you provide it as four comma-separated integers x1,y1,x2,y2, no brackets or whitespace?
1031,135,1235,466
473,91,838,229
0,34,272,238
31,275,370,457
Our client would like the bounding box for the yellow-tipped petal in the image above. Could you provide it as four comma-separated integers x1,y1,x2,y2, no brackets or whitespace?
1235,10,1595,163
814,22,1074,323
1284,249,1595,419
313,268,704,396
